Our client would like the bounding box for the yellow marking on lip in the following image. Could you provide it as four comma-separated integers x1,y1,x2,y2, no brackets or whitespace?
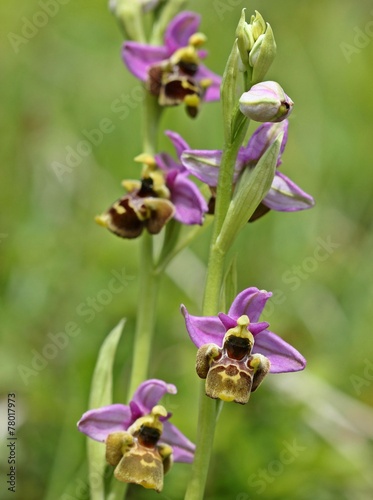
217,369,243,383
114,203,126,214
140,458,158,468
218,392,235,402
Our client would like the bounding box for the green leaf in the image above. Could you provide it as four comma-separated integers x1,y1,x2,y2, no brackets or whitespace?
221,39,240,143
217,133,283,254
87,319,126,500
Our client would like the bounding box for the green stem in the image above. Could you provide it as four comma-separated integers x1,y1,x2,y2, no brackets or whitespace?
115,1,146,42
126,89,162,398
184,190,229,500
185,110,250,500
210,142,237,244
127,232,159,398
108,480,128,500
142,93,162,155
211,110,250,247
202,242,225,315
184,385,219,500
202,114,248,313
107,9,163,500
184,241,223,500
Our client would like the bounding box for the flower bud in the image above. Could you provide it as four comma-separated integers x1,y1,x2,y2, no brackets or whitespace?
236,10,276,83
239,81,293,122
236,10,254,66
250,10,266,39
250,23,276,84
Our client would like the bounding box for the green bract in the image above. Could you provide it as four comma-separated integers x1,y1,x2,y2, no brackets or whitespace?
216,133,283,253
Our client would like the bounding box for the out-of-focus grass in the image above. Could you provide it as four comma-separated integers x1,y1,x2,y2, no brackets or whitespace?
1,0,373,499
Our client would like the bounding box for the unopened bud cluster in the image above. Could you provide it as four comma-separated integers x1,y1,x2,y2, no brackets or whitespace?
236,10,276,83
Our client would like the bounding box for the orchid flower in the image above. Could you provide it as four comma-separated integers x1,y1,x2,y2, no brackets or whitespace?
122,11,221,117
181,120,315,220
181,288,306,404
96,131,208,238
77,379,195,491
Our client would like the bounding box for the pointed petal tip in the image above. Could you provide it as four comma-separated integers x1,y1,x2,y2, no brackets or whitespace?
253,330,307,373
270,353,307,373
165,11,201,53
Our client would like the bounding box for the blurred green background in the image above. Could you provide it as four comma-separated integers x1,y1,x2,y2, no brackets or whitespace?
1,0,373,499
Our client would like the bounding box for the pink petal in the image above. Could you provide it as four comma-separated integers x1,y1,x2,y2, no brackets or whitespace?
218,313,269,335
168,173,208,225
181,149,222,185
263,171,315,212
253,330,306,373
218,313,237,330
155,152,181,173
165,11,201,53
249,321,270,335
165,130,190,160
77,404,131,442
122,42,168,80
228,288,272,323
196,65,222,102
241,121,288,166
162,421,195,463
132,379,177,415
181,305,225,348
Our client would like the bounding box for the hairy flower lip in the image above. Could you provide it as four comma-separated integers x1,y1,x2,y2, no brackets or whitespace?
77,379,195,463
98,191,175,239
181,287,306,373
